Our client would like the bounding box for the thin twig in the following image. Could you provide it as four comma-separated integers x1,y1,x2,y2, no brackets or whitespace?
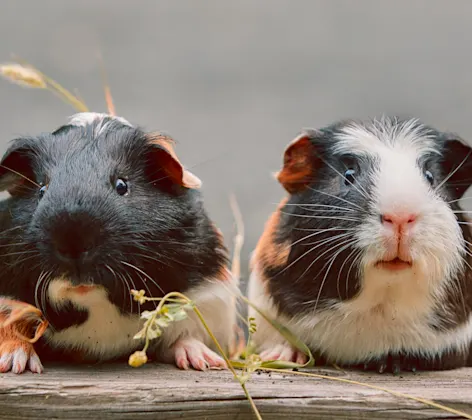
229,193,244,281
97,50,116,116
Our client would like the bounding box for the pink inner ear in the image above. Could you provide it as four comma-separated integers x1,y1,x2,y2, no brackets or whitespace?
182,170,202,189
147,134,202,189
276,134,315,194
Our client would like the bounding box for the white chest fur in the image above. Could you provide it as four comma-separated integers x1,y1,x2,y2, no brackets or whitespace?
45,279,144,361
249,264,472,364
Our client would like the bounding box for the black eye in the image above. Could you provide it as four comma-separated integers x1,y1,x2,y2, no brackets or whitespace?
39,185,47,199
115,178,129,196
424,170,434,186
344,169,356,185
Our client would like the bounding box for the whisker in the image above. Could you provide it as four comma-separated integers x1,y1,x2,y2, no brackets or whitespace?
345,250,364,300
120,261,165,296
105,264,132,314
336,246,361,301
292,236,355,285
41,271,54,322
0,164,40,188
435,149,472,192
279,211,363,223
282,203,357,213
123,271,141,316
5,253,38,268
0,250,37,258
447,197,472,205
277,233,353,278
0,224,28,238
314,240,355,312
307,187,366,211
290,228,353,249
0,242,29,248
34,271,47,311
293,227,358,232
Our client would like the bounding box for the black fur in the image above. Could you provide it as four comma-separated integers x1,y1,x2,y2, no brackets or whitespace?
266,121,380,313
0,118,228,336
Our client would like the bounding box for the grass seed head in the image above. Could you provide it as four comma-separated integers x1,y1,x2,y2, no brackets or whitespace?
0,63,46,88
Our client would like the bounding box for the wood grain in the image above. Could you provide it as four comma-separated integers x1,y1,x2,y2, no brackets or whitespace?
0,363,471,419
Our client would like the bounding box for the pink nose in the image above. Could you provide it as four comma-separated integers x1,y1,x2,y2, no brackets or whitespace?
381,213,417,230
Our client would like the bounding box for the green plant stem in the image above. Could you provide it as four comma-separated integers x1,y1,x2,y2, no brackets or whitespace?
139,291,263,420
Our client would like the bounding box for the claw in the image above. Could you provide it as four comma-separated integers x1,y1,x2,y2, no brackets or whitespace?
361,353,420,374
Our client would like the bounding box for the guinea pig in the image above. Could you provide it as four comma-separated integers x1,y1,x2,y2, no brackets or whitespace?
0,112,237,373
248,116,472,373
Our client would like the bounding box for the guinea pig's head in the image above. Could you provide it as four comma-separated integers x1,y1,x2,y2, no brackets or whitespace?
270,117,472,312
0,112,227,313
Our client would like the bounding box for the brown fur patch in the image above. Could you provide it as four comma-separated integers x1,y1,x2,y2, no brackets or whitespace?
254,198,290,274
276,134,317,194
0,299,47,370
146,133,201,189
0,298,48,343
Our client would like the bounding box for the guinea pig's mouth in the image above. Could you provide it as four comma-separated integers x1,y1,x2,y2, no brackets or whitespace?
375,257,413,271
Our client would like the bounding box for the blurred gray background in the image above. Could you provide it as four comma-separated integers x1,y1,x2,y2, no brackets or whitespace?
1,0,472,284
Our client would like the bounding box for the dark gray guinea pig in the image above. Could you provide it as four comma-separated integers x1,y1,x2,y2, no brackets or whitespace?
248,116,472,373
0,112,237,373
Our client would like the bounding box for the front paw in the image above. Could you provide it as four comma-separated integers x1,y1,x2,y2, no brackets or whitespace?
172,338,227,371
0,298,48,374
0,340,43,374
259,343,308,365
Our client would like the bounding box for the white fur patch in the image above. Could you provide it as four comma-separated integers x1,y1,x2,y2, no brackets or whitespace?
334,117,439,157
45,278,143,361
249,264,472,364
68,112,133,138
44,274,237,362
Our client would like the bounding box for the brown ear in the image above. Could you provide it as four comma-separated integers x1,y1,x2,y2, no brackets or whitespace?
0,137,38,195
276,131,318,194
146,133,201,189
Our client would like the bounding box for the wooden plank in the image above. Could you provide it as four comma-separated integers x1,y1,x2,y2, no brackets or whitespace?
0,363,471,419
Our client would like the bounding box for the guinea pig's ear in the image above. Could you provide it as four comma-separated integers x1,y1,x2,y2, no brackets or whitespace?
0,138,37,194
441,134,472,199
276,130,320,194
146,133,202,189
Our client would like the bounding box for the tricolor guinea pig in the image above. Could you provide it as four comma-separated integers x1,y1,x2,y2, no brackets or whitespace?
0,112,236,373
248,117,472,373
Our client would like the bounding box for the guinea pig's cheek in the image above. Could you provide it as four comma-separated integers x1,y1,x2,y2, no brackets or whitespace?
410,207,463,285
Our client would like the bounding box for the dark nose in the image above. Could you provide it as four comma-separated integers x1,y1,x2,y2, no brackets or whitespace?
50,211,104,261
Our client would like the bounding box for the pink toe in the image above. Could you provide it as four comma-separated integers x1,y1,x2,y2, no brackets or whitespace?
296,352,308,365
174,348,190,370
29,354,43,374
11,350,27,374
0,354,13,373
